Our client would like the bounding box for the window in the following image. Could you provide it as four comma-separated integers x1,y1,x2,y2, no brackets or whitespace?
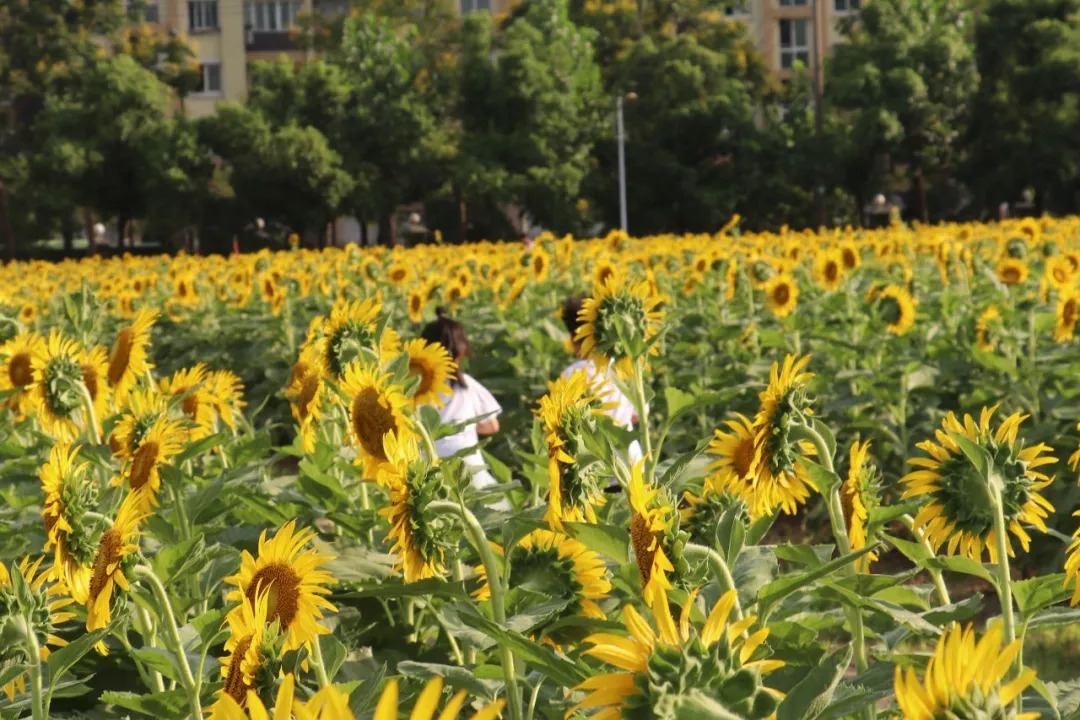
188,0,218,31
195,62,222,94
724,3,750,16
778,0,808,6
460,0,492,12
778,18,810,70
834,0,861,11
245,1,303,31
128,1,160,22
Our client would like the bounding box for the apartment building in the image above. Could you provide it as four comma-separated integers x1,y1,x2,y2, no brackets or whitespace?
726,0,861,75
141,0,512,117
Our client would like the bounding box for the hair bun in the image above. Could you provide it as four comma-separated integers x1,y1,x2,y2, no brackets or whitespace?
435,306,448,318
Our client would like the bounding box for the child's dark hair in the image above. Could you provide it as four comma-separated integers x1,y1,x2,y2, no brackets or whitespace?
421,307,468,387
562,295,584,339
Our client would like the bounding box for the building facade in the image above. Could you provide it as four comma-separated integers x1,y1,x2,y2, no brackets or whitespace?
726,0,860,75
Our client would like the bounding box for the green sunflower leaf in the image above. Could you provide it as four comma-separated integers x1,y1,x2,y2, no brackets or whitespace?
563,521,629,565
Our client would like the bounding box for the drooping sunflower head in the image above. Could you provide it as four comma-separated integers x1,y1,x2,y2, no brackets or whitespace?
86,495,145,634
114,413,186,509
0,331,44,414
571,588,783,720
536,370,610,531
225,519,337,654
79,345,113,423
629,459,688,609
975,305,1002,353
901,405,1056,562
318,297,395,379
402,338,456,408
378,433,454,583
109,387,170,460
894,622,1037,720
29,330,86,442
680,486,747,548
340,362,414,481
764,272,799,318
1054,289,1080,344
873,284,916,336
0,556,77,701
842,439,882,572
374,676,505,720
215,589,284,712
107,307,158,401
40,441,101,605
813,250,845,292
575,274,665,379
705,414,761,501
750,354,819,517
205,369,246,431
997,257,1030,287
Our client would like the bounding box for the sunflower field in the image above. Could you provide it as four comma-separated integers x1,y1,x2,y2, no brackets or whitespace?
5,216,1080,720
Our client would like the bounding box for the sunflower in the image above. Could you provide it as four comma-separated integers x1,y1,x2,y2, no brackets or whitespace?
214,590,271,711
975,305,1001,353
594,258,619,288
901,405,1056,562
109,387,170,460
724,256,739,301
340,362,414,481
1054,289,1080,343
474,528,610,642
841,440,882,572
386,262,412,286
0,331,43,413
997,258,1029,286
173,273,199,305
86,495,145,635
764,272,798,318
812,250,845,292
706,414,762,508
0,556,77,701
374,677,505,720
894,623,1037,720
29,330,87,442
318,298,396,379
680,487,746,548
206,369,246,431
378,433,454,582
569,587,783,720
747,354,819,517
629,459,681,609
402,338,455,408
499,275,528,311
1064,509,1080,606
873,284,916,335
159,363,215,441
536,370,609,530
1045,255,1074,289
40,442,99,604
530,247,552,282
110,414,185,510
407,289,425,324
285,349,325,454
575,274,665,379
210,673,355,720
225,519,337,654
79,345,112,423
107,308,158,402
839,242,861,271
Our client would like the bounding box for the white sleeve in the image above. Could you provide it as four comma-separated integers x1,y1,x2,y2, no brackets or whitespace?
468,378,502,418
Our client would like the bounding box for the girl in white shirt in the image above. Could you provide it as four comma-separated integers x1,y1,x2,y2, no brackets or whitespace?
420,309,504,495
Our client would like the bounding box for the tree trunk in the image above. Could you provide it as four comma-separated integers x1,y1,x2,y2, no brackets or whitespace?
914,167,929,224
61,217,74,254
83,208,97,256
0,182,15,261
360,217,368,246
378,213,395,247
455,183,467,244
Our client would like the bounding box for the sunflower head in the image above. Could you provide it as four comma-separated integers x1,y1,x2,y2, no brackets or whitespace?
341,362,414,481
402,338,456,408
997,257,1029,286
29,330,86,441
873,284,916,335
0,331,44,413
216,589,290,712
378,434,456,583
107,308,158,401
572,588,783,720
842,440,882,572
894,622,1037,720
374,676,505,720
1054,289,1080,344
901,405,1056,562
40,442,102,604
813,250,845,291
319,298,394,379
975,305,1002,353
680,487,748,548
0,557,77,701
86,495,145,633
629,459,689,609
575,275,665,378
764,272,798,318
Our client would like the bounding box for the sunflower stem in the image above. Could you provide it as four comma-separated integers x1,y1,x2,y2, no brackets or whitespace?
991,484,1019,681
684,543,743,621
133,604,166,693
415,416,440,464
357,482,375,547
135,565,201,720
77,382,100,444
453,559,477,665
23,615,45,720
900,514,950,606
430,499,524,720
630,357,653,477
309,635,332,688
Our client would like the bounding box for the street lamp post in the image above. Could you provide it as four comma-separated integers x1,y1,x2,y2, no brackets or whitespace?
616,92,636,234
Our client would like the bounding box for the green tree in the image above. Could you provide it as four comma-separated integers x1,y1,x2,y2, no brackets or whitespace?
826,0,978,222
965,0,1080,214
